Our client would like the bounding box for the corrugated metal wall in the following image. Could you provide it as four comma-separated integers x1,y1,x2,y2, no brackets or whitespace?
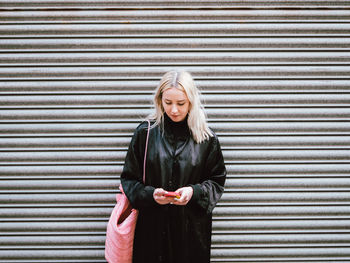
1,1,350,262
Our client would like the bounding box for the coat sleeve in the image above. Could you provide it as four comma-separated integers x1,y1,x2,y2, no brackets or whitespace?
188,133,227,214
120,123,157,210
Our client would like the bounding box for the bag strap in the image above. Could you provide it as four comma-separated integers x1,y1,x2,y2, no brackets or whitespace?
143,120,150,184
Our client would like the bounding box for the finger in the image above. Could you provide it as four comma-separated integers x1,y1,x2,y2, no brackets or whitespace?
175,196,184,203
154,188,165,196
173,196,187,205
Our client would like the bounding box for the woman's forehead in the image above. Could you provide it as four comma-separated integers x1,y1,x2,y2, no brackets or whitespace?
162,87,188,100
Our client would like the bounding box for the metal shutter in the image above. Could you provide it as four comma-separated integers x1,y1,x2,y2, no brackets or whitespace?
1,1,349,262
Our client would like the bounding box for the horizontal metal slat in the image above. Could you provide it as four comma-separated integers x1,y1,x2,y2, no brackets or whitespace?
0,235,104,247
1,216,348,226
2,93,350,106
211,122,350,134
0,259,106,263
224,178,350,189
0,177,348,192
2,163,350,178
0,193,116,204
0,165,120,177
1,234,349,248
1,135,349,149
1,0,350,8
2,108,349,121
213,205,350,217
224,149,350,162
212,219,350,231
0,207,112,218
0,148,349,163
2,37,350,51
212,233,350,246
1,79,349,93
0,179,118,190
0,137,131,148
2,191,349,204
0,123,138,135
1,10,350,22
0,249,104,261
220,135,350,148
1,177,349,190
1,204,349,218
220,192,350,203
1,23,350,37
0,80,157,92
1,65,350,79
0,221,107,233
1,122,349,135
2,51,350,64
0,151,125,163
211,247,350,260
227,163,350,176
0,248,348,263
0,94,151,106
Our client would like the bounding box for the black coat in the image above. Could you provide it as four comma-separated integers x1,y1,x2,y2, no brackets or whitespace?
121,116,227,263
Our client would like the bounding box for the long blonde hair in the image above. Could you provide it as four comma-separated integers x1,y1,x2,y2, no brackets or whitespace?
148,70,213,143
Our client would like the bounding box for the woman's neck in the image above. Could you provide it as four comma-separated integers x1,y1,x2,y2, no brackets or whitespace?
164,114,189,139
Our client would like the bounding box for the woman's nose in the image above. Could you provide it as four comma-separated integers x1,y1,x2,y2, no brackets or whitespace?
171,104,178,113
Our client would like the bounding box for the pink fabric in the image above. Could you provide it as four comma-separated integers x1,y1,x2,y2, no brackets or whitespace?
105,120,150,263
105,186,138,263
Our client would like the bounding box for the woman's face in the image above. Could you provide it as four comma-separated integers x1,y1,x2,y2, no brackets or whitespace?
162,87,190,122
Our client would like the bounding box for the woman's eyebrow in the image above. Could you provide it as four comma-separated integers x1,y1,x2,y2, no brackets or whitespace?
163,98,186,102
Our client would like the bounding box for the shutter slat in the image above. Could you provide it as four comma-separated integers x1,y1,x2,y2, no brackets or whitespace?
1,65,350,79
2,51,350,64
1,10,350,22
2,38,350,51
1,23,350,37
1,0,350,8
0,79,348,92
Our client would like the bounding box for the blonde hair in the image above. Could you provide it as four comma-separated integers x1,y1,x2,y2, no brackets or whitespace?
148,70,213,143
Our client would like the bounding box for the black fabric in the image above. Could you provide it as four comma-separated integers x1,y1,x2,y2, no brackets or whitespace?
120,115,227,263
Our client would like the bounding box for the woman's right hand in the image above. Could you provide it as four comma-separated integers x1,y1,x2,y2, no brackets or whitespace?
153,188,177,205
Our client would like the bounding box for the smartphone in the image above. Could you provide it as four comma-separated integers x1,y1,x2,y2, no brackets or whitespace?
164,191,181,199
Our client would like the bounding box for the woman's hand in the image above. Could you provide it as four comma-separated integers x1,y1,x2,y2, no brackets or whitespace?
172,186,193,206
153,187,193,206
153,188,177,205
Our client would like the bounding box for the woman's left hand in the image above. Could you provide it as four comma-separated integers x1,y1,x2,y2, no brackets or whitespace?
172,186,193,206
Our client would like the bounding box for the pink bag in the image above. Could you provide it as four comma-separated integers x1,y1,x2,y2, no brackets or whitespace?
105,185,138,263
105,120,150,263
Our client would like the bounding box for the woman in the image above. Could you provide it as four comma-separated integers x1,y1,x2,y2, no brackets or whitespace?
121,70,226,263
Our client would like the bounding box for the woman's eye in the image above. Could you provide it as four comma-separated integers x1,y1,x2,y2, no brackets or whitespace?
178,103,184,106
